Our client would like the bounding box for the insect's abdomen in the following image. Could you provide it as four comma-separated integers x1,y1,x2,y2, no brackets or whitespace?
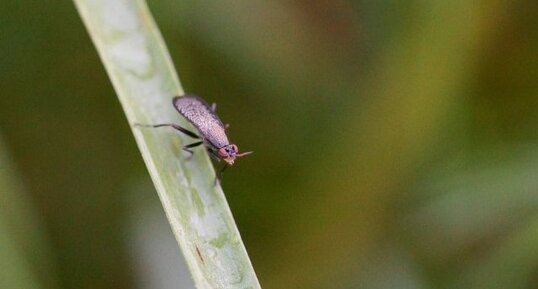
173,95,229,148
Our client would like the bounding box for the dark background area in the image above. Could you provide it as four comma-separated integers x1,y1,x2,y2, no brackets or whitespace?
1,0,537,288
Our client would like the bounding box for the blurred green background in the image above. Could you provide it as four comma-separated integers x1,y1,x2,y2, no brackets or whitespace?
1,0,537,288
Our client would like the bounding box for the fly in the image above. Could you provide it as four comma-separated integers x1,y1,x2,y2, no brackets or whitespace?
136,94,252,183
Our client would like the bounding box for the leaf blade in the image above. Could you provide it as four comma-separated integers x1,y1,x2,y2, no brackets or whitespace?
73,0,261,288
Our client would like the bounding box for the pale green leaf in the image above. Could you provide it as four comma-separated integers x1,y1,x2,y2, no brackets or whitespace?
73,0,261,288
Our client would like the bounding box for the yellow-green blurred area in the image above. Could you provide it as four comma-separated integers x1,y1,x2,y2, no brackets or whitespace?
1,0,538,288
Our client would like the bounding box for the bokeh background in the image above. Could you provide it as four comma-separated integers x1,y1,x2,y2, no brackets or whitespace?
1,0,538,288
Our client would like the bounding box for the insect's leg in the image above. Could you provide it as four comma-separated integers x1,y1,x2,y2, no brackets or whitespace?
214,163,228,186
134,123,199,139
207,148,221,162
211,103,217,112
224,124,230,130
183,141,203,159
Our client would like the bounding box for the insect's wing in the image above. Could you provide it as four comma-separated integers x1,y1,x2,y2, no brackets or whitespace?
173,95,225,126
172,95,229,148
173,94,211,111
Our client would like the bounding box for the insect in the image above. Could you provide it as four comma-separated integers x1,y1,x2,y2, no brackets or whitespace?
136,94,252,183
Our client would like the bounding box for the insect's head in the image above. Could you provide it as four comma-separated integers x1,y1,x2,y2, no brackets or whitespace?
218,144,253,165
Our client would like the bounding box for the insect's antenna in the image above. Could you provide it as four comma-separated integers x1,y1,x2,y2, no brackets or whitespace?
236,151,253,157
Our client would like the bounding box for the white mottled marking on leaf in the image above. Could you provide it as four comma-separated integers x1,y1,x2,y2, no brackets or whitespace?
190,212,243,286
103,0,151,76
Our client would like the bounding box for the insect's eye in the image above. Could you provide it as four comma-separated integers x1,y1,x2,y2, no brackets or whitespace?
231,144,238,153
218,147,229,158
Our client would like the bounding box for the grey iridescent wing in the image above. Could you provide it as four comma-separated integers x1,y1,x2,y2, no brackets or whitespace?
172,95,229,148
